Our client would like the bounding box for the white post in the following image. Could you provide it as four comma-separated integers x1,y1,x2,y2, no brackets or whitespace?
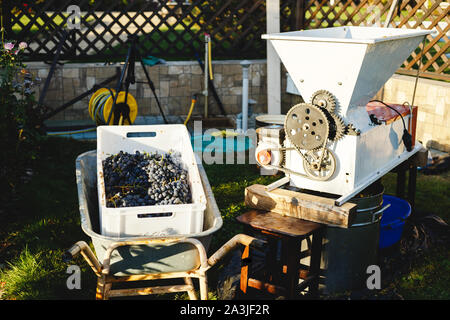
266,0,281,115
204,34,210,118
241,60,251,133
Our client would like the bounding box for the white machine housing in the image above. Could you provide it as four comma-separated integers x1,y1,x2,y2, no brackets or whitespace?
261,26,431,205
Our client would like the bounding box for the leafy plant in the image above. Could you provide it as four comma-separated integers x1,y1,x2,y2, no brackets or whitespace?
0,38,46,203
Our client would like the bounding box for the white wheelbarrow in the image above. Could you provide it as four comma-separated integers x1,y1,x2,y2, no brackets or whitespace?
64,150,264,300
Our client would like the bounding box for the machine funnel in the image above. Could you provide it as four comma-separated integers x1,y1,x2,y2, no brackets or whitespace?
263,26,431,117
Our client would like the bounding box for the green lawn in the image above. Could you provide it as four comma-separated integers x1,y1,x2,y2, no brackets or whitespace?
0,136,448,300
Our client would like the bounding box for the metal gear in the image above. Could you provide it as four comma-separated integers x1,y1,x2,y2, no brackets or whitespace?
284,103,330,151
310,90,337,113
329,114,346,142
346,123,361,136
303,147,336,181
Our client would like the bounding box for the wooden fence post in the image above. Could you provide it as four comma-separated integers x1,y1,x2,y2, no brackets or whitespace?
266,0,281,115
295,0,306,30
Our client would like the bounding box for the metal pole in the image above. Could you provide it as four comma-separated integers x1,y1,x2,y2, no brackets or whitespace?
241,60,251,133
204,34,210,118
384,0,399,28
266,0,281,114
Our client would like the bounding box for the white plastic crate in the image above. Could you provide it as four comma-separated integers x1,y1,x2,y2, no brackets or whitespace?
97,124,206,237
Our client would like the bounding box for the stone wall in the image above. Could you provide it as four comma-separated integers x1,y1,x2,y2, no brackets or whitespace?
28,60,301,123
379,74,450,152
27,60,448,152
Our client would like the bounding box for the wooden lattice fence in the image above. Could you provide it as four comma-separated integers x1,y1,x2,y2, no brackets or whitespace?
297,0,449,80
1,0,448,81
1,0,298,62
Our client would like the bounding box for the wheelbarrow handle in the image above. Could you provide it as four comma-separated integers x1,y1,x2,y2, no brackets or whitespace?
63,241,102,277
63,242,83,262
207,234,266,268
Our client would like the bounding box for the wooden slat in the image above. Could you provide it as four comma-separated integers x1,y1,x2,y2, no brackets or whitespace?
237,210,323,237
244,184,357,228
422,40,450,72
247,278,287,296
435,59,449,74
396,69,450,82
403,25,449,70
396,0,428,28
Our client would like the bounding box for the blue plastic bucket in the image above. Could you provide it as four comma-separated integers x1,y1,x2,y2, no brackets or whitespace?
379,195,412,248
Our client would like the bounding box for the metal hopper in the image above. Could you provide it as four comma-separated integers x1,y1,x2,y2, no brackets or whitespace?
262,26,431,118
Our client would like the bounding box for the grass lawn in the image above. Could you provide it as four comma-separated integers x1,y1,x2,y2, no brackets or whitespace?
0,136,449,300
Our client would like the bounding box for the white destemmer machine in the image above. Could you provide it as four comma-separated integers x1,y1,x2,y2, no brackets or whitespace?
256,26,431,206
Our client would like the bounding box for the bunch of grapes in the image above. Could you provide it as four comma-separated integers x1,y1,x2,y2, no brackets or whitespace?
102,150,192,208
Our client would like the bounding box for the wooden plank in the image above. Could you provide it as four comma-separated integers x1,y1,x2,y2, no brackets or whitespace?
247,278,286,296
366,101,413,125
237,210,323,237
395,69,450,82
244,184,357,228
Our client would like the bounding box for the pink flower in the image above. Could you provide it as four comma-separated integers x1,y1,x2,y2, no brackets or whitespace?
4,42,14,51
18,42,27,50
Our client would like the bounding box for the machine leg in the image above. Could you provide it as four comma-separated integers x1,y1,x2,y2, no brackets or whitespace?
396,167,406,199
309,229,323,298
408,165,417,211
284,237,302,298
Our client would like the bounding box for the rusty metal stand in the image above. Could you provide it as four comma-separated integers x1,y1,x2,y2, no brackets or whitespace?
236,210,324,299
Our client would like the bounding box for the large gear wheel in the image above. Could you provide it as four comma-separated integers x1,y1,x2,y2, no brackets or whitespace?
310,90,337,113
284,103,329,151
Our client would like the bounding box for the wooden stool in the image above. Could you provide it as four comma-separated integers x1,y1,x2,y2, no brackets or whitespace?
236,210,324,299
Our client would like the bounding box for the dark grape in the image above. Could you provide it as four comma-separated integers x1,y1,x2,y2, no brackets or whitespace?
103,150,192,208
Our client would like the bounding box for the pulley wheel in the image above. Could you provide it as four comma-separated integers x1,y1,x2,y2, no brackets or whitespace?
303,148,336,181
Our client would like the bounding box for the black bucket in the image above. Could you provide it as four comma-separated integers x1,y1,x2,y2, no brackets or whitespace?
320,183,388,294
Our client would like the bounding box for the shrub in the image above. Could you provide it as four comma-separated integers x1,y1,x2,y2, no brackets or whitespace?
0,39,46,202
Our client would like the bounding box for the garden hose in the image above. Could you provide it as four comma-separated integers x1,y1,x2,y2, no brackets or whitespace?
184,94,198,126
88,88,138,126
